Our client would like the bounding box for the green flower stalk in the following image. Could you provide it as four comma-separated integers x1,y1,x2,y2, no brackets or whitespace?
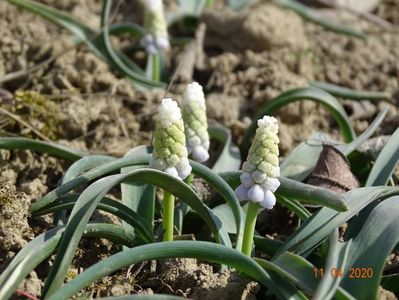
150,98,191,241
236,116,280,256
140,0,170,54
182,82,210,163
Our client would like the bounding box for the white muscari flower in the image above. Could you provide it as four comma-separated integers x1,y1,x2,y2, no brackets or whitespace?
235,116,280,209
150,98,192,180
182,82,210,163
140,0,170,54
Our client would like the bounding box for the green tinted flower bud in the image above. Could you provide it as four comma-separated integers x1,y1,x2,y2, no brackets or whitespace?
182,82,210,163
151,98,191,180
235,116,280,209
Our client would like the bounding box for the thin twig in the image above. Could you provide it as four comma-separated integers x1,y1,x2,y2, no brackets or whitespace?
163,60,184,98
0,107,51,142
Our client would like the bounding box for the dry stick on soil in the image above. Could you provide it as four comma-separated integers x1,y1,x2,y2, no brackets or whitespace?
0,107,51,142
315,0,394,30
173,23,207,83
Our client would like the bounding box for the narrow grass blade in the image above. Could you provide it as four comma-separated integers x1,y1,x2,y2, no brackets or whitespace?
209,123,241,172
273,0,366,39
275,186,399,257
0,137,87,161
313,230,351,300
366,126,399,186
33,194,154,244
341,196,399,299
101,0,165,89
43,169,231,297
309,81,391,101
277,195,311,221
0,223,136,300
240,87,355,155
46,241,283,300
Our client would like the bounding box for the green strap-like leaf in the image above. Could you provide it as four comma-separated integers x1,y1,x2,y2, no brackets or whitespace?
43,170,231,297
277,195,311,221
0,223,136,300
46,241,284,300
280,109,387,181
313,229,351,300
34,194,154,243
62,155,115,184
256,253,354,299
0,137,87,161
366,126,399,186
100,0,165,89
191,160,244,250
31,154,244,250
240,87,355,156
341,196,399,299
209,123,241,172
29,155,150,213
274,186,399,257
272,0,366,39
309,81,391,101
121,147,155,237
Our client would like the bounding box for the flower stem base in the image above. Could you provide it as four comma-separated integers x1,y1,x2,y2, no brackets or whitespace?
242,201,260,257
163,191,175,241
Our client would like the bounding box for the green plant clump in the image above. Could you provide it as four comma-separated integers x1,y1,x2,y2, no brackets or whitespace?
0,81,398,299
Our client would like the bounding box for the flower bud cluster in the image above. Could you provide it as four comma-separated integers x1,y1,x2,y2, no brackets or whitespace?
140,0,170,54
235,116,280,209
182,82,210,162
150,98,191,180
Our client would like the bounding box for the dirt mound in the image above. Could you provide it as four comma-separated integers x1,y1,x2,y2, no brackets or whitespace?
0,182,33,272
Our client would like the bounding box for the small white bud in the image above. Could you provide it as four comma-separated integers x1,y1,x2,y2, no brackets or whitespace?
235,184,249,201
247,184,264,203
240,172,254,188
164,166,179,179
260,190,276,209
192,146,210,163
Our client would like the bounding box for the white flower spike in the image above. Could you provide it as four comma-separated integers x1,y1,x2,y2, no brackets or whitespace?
182,82,210,163
150,98,192,180
140,0,170,54
235,116,280,209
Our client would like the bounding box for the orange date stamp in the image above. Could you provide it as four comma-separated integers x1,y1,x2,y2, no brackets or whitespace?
313,267,374,279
